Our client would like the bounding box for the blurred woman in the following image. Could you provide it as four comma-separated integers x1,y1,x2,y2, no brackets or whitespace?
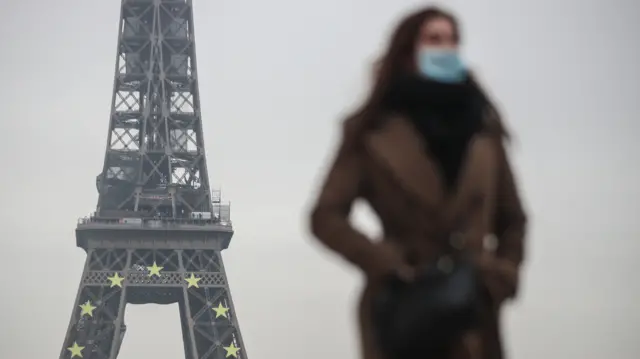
309,6,527,359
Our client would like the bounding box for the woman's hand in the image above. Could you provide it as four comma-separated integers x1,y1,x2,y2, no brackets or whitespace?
476,252,520,306
368,240,415,282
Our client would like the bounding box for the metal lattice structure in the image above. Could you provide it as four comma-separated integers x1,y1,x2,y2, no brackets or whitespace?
58,1,248,358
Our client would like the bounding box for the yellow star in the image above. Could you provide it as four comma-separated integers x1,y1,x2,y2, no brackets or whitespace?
67,341,85,358
107,273,125,288
185,273,202,288
147,262,163,277
79,300,97,317
223,343,241,358
212,303,229,318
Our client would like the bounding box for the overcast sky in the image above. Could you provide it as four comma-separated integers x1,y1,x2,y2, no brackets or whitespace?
0,0,638,358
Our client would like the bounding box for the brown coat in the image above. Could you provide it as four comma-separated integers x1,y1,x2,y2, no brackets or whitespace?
309,109,527,359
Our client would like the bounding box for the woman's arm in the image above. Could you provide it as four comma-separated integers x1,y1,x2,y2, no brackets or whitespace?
492,140,528,300
309,125,407,279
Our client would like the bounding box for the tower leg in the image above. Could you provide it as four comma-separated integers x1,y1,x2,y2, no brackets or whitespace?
59,249,131,359
178,251,199,359
178,249,248,359
179,299,196,359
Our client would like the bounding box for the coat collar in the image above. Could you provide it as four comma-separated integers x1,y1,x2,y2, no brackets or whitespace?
364,114,496,222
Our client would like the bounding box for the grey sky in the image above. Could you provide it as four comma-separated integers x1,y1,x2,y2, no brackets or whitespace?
0,0,638,358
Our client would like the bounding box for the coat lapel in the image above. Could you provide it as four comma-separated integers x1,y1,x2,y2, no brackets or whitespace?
365,115,445,208
364,115,496,222
441,134,496,227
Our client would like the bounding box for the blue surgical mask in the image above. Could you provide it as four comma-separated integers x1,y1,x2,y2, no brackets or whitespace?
416,47,467,83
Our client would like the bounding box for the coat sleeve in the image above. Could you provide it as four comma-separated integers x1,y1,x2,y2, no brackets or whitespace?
492,139,528,299
309,126,405,279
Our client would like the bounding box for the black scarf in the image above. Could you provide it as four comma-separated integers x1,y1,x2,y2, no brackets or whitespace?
380,75,485,190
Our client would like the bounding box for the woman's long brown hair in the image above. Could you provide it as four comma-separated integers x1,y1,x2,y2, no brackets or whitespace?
344,6,508,140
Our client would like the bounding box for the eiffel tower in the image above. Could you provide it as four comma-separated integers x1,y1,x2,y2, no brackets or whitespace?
58,1,247,358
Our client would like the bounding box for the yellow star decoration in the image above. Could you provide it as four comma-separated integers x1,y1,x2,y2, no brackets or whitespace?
79,300,97,317
107,273,125,288
223,343,241,358
147,262,163,277
212,303,229,318
185,273,202,288
67,341,85,358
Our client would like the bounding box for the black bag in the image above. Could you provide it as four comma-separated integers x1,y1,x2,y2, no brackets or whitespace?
372,253,481,358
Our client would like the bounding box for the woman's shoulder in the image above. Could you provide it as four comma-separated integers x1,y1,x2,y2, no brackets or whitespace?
480,103,510,141
469,73,510,140
340,110,384,142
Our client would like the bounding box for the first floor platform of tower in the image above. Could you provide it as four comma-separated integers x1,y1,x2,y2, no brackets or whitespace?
76,214,234,251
